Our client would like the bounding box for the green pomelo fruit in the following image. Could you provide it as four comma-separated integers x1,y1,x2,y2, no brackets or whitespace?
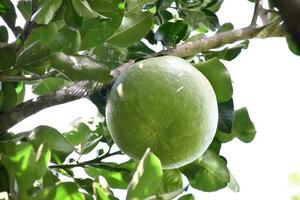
105,56,218,169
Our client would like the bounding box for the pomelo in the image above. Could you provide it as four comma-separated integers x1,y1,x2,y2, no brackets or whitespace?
105,56,218,169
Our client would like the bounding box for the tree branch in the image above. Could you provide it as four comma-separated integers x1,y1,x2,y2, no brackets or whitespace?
0,71,58,82
0,24,285,133
49,150,122,169
164,24,285,58
250,0,261,26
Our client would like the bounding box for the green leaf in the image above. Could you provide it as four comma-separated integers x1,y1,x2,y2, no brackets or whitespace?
63,0,83,29
43,170,60,188
0,0,9,14
49,25,81,54
32,182,85,200
93,182,117,200
155,20,188,46
79,0,123,50
216,108,256,143
1,142,51,193
286,35,300,56
15,81,25,104
0,83,17,111
180,150,230,192
17,0,32,20
33,0,63,24
208,139,222,154
0,0,16,33
0,25,8,42
32,77,67,96
156,169,183,194
0,43,16,70
125,0,157,13
85,166,130,189
217,22,234,33
232,107,256,143
204,40,249,61
71,0,106,19
157,0,174,11
16,41,52,69
28,125,74,153
217,99,234,133
194,57,233,102
145,186,188,200
107,11,152,47
127,148,163,200
25,22,58,47
178,194,195,200
127,41,155,60
50,52,112,82
89,43,128,69
64,122,91,146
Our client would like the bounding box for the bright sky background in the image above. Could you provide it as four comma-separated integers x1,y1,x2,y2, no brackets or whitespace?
3,0,300,199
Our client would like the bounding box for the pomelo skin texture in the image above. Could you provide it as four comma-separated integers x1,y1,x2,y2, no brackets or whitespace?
105,56,218,169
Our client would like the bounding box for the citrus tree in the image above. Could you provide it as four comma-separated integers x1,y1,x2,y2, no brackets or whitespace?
0,0,297,199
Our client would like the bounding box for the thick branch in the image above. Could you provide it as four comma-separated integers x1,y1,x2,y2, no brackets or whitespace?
0,25,285,133
0,81,113,132
164,25,284,58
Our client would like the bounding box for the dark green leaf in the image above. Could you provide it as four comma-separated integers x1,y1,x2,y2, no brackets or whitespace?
85,166,130,189
71,0,106,19
0,0,16,33
0,83,17,111
0,43,16,70
286,35,300,56
28,125,74,153
127,148,163,199
33,0,63,24
17,0,32,20
0,25,8,42
156,169,183,194
232,107,256,143
208,139,222,154
155,20,188,46
216,107,256,143
217,99,234,133
194,57,233,102
89,43,128,69
125,0,157,13
49,25,81,54
180,150,230,192
204,40,249,61
107,11,152,47
0,0,9,14
32,77,67,96
178,194,195,200
0,165,9,192
25,22,58,47
127,41,155,60
63,0,83,29
43,170,60,188
16,41,52,69
79,0,123,50
75,178,93,194
50,52,112,82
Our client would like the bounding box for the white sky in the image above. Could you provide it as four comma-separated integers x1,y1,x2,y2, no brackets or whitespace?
3,0,300,199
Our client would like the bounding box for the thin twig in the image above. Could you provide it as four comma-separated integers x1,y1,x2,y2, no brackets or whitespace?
0,71,58,82
49,150,122,169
